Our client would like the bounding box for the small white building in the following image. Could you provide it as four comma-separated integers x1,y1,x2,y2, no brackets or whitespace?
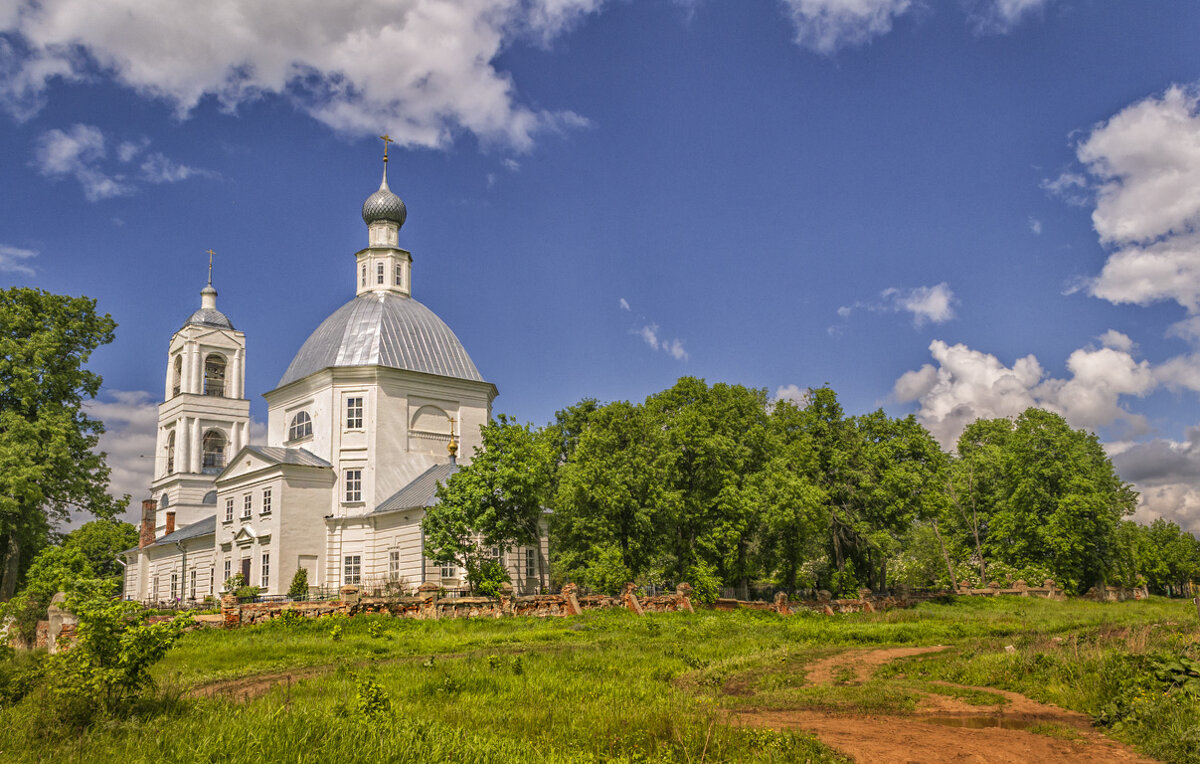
123,155,548,603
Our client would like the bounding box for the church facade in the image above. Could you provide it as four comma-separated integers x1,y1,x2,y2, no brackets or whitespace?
122,155,548,603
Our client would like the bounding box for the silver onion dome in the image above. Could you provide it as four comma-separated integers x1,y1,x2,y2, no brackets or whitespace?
183,285,234,330
362,169,407,228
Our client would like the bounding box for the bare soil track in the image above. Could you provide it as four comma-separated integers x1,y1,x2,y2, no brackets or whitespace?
735,646,1157,763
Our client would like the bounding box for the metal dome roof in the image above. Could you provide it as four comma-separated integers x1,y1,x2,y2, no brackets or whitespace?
182,307,234,330
277,292,484,387
362,170,407,227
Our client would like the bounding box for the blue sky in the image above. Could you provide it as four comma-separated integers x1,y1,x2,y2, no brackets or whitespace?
4,0,1200,530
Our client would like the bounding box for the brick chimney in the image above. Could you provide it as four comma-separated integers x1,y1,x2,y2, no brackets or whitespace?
139,499,156,548
164,510,176,536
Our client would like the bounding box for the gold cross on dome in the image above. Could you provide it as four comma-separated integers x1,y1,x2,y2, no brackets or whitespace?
205,249,216,286
380,134,393,162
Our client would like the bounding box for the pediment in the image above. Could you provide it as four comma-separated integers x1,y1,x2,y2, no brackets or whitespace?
232,525,270,545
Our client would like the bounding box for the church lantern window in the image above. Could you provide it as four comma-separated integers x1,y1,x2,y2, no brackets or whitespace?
288,411,312,441
165,431,175,474
202,430,227,473
376,262,384,284
361,264,367,286
172,356,182,397
394,264,402,287
203,354,226,397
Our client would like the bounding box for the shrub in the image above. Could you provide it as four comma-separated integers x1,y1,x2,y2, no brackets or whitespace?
465,556,510,597
685,561,722,605
287,568,309,600
355,678,390,717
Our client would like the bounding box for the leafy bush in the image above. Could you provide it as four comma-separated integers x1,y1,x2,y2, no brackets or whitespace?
577,545,633,595
287,568,309,600
1,546,98,644
685,560,722,604
223,573,245,592
355,678,390,717
465,556,510,597
28,589,192,730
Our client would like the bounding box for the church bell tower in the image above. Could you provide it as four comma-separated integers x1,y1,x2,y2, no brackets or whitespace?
150,254,251,531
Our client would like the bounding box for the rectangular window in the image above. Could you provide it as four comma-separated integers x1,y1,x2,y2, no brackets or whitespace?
170,573,178,600
344,555,361,585
223,559,231,585
394,264,402,286
361,264,366,286
526,549,536,579
224,497,234,523
388,550,400,580
344,469,362,503
376,262,384,284
261,553,270,589
261,488,272,514
210,567,215,595
345,397,363,429
439,560,456,579
190,569,197,599
153,576,159,600
242,494,252,518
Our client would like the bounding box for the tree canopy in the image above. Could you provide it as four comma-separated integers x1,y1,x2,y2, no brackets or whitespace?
0,288,120,599
425,377,1198,599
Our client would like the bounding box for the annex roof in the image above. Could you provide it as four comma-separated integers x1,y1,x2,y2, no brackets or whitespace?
371,462,458,515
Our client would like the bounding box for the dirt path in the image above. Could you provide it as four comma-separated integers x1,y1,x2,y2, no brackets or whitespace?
735,646,1158,764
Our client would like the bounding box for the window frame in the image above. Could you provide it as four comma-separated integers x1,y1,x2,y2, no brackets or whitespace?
288,411,312,441
344,469,362,503
224,497,234,523
388,550,401,581
223,559,231,585
394,263,402,287
261,487,272,515
376,261,384,284
242,493,252,519
345,396,364,430
261,553,270,589
344,554,362,585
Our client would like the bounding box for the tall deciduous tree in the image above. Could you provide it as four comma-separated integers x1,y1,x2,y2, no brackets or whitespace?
423,415,555,591
0,288,119,599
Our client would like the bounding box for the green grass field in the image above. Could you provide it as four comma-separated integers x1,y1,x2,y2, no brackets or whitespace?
2,596,1197,763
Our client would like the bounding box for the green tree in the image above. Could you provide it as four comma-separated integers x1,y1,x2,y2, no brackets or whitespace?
1,544,96,643
964,409,1137,593
63,520,138,581
287,567,309,599
423,415,555,592
0,288,120,599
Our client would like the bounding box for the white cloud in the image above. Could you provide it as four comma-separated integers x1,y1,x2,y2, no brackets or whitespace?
32,124,209,200
33,124,134,201
630,319,688,361
1028,216,1042,235
839,282,958,326
84,390,159,516
967,0,1054,33
1098,329,1136,353
894,339,1155,447
1,0,601,151
1051,86,1200,313
0,244,37,275
772,384,809,406
618,297,631,311
778,0,912,54
501,157,521,172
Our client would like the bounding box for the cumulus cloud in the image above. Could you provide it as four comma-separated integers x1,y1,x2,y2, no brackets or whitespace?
1049,86,1200,313
0,0,601,151
772,384,809,407
1029,216,1042,235
894,339,1155,447
618,297,630,311
32,124,210,200
1098,329,1136,353
1111,430,1200,533
838,282,958,327
778,0,913,54
84,390,159,517
0,244,37,275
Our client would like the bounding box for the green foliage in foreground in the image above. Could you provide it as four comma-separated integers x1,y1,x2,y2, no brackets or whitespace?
1,596,1196,763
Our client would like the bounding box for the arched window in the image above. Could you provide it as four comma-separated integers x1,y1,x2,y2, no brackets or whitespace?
361,264,367,286
159,493,170,509
172,356,182,396
395,264,402,287
202,430,227,473
203,354,226,397
202,490,218,505
166,431,176,474
288,411,312,441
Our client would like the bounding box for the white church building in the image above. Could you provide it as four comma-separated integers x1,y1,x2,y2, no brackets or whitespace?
122,152,548,603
